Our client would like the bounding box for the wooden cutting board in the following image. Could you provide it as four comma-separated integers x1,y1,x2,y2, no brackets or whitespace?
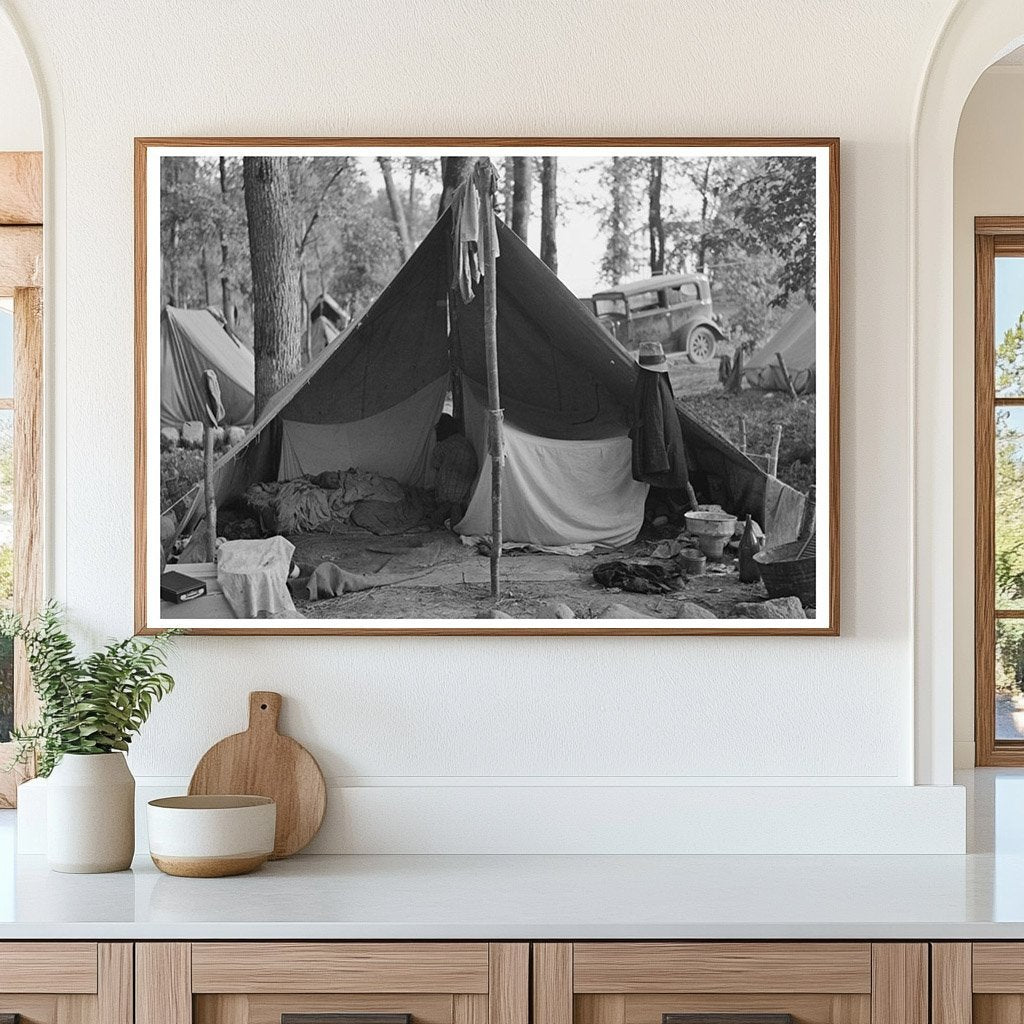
188,691,326,859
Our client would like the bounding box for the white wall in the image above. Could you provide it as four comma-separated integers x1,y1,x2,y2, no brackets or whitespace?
0,8,39,152
1,0,973,852
952,66,1024,767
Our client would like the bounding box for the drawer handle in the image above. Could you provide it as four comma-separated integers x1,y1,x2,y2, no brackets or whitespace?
664,1016,794,1024
283,1016,411,1024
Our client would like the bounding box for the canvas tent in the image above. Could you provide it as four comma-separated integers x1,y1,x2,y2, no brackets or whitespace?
175,192,806,553
308,293,345,360
161,306,255,428
744,301,816,395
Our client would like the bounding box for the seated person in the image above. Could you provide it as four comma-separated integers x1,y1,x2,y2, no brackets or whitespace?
431,414,479,527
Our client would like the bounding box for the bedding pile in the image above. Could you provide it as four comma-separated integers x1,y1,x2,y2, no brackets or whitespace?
245,469,434,536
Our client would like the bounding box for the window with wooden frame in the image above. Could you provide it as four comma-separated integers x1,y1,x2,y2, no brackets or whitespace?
0,151,43,806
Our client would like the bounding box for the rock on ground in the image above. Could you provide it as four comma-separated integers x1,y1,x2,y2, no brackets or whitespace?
597,603,656,619
160,426,180,448
478,609,514,618
537,602,575,619
675,602,717,619
733,595,806,619
225,425,246,447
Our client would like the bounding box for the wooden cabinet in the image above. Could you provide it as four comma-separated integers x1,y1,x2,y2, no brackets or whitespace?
532,944,928,1024
0,938,951,1024
932,943,1024,1024
0,942,132,1024
136,944,528,1024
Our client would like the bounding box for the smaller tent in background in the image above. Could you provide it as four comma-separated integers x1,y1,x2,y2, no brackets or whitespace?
308,293,347,360
161,306,255,429
744,302,816,395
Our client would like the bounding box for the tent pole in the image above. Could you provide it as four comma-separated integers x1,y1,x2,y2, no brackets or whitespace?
476,161,503,600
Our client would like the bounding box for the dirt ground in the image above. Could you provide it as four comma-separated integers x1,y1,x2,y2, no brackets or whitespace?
287,522,782,621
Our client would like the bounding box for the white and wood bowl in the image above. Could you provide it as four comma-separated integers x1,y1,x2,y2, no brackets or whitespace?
147,795,276,877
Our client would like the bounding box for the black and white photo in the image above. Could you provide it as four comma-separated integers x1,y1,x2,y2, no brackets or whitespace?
137,140,838,634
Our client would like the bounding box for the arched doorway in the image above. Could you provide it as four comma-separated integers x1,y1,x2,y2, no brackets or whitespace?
913,1,1024,785
0,7,44,808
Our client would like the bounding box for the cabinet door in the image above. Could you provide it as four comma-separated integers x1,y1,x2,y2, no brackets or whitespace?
137,943,528,1024
943,943,1024,1024
0,943,131,1024
533,944,927,1024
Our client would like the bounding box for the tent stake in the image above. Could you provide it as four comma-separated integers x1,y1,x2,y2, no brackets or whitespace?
476,161,503,600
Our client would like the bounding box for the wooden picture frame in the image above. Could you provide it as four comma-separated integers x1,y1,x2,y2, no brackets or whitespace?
135,137,840,636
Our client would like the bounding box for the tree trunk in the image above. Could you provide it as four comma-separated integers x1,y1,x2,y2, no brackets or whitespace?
199,241,211,306
697,157,712,273
502,157,515,225
437,156,473,217
377,156,413,261
406,159,418,242
648,156,665,275
218,156,235,331
511,157,532,241
243,156,302,417
540,156,558,273
167,161,180,306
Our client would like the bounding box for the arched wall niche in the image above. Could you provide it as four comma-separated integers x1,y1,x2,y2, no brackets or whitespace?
914,1,1024,785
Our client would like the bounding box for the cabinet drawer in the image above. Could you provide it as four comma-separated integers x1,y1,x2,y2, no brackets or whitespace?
0,943,130,1024
139,943,528,1024
0,942,99,994
191,943,490,994
532,944,925,1024
572,944,872,994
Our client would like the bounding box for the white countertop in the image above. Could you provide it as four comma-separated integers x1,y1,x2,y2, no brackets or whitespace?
0,849,1022,940
0,769,1021,941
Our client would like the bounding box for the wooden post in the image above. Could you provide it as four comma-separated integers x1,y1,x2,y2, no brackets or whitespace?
476,161,503,599
739,416,748,453
769,423,783,478
202,370,224,562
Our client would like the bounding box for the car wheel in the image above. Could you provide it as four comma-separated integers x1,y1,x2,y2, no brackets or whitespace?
686,326,718,364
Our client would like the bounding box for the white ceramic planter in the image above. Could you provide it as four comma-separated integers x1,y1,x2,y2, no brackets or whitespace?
46,752,135,873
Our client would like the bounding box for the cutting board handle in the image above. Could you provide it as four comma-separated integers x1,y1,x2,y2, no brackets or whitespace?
248,691,282,734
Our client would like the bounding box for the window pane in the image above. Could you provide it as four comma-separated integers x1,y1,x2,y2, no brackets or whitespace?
996,407,1024,609
996,256,1024,397
997,620,1024,740
0,306,12,399
0,409,12,742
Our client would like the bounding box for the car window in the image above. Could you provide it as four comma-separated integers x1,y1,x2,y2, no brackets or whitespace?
678,282,702,302
627,290,660,312
595,297,626,317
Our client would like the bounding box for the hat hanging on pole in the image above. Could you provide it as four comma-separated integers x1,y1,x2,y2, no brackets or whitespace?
637,340,669,373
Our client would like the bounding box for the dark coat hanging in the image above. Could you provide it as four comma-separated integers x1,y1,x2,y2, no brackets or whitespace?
629,370,691,490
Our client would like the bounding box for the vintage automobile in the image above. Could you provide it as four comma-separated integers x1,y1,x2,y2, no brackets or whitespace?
589,272,727,364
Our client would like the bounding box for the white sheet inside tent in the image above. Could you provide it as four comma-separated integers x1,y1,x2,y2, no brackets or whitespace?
456,387,648,548
278,375,447,487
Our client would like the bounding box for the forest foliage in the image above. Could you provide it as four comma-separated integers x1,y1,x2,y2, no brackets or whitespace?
994,312,1024,690
160,152,818,373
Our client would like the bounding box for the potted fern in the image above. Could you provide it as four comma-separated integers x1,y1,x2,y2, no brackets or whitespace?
2,604,178,873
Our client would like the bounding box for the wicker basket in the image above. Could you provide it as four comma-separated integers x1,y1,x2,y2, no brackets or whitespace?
753,536,816,605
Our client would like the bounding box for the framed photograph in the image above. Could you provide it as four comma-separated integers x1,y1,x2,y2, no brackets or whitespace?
135,137,838,635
